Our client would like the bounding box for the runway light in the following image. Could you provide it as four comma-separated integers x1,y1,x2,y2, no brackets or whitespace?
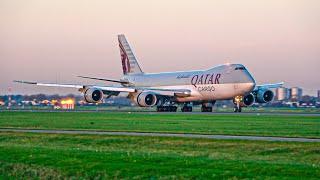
61,99,75,105
60,98,75,110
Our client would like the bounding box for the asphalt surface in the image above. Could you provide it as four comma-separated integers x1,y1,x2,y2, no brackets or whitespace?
150,112,320,116
1,109,320,116
1,128,319,142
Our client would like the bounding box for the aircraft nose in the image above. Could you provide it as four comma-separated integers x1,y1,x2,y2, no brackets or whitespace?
248,82,256,92
246,72,256,91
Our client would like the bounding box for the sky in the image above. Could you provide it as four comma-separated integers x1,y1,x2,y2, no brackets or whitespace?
0,0,319,95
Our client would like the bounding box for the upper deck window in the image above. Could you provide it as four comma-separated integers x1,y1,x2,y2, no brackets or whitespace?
235,67,246,70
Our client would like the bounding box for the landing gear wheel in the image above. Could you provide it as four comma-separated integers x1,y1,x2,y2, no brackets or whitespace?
201,106,212,112
233,107,237,112
157,106,177,112
181,106,192,112
157,106,163,112
233,106,242,113
169,106,177,112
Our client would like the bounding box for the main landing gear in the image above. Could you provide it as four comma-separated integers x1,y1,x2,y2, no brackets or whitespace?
181,106,192,112
201,106,212,112
157,105,192,112
157,102,217,113
156,98,178,112
157,106,177,112
201,101,215,112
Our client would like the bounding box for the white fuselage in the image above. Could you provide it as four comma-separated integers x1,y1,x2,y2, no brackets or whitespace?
123,64,256,102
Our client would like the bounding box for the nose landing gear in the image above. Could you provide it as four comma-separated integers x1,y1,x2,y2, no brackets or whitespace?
233,95,243,113
233,105,242,112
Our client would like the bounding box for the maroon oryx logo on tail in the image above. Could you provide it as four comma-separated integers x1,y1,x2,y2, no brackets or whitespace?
119,41,131,74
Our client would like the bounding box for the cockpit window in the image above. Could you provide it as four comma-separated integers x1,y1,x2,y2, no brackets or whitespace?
235,67,246,70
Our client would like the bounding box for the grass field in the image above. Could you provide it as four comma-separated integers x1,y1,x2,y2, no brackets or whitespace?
0,132,319,179
0,111,319,178
0,111,319,138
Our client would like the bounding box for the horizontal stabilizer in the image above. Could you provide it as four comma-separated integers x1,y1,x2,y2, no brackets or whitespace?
13,80,37,85
14,80,84,89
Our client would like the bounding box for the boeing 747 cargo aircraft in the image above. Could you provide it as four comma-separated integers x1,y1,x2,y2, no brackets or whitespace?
15,34,283,112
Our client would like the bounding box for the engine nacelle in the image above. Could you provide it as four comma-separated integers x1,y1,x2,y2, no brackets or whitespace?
135,92,158,107
233,93,255,107
84,88,103,103
243,93,255,106
256,89,274,103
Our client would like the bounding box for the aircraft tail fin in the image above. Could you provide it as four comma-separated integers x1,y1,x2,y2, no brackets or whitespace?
118,34,143,75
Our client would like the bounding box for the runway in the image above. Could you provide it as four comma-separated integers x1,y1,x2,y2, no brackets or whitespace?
149,112,320,116
1,128,319,142
2,109,320,116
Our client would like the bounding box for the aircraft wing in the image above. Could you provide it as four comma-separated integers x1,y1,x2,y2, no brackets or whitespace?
14,80,191,97
13,80,136,93
254,82,284,90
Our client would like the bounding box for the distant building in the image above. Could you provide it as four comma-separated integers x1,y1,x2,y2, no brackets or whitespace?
289,87,303,101
318,90,320,101
275,87,289,101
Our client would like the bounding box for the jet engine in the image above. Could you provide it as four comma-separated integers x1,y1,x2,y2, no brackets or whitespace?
233,93,255,107
135,92,158,107
255,89,274,103
84,88,103,103
242,93,255,106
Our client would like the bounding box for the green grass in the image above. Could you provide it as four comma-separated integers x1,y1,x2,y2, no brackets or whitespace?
0,111,319,138
0,132,319,179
